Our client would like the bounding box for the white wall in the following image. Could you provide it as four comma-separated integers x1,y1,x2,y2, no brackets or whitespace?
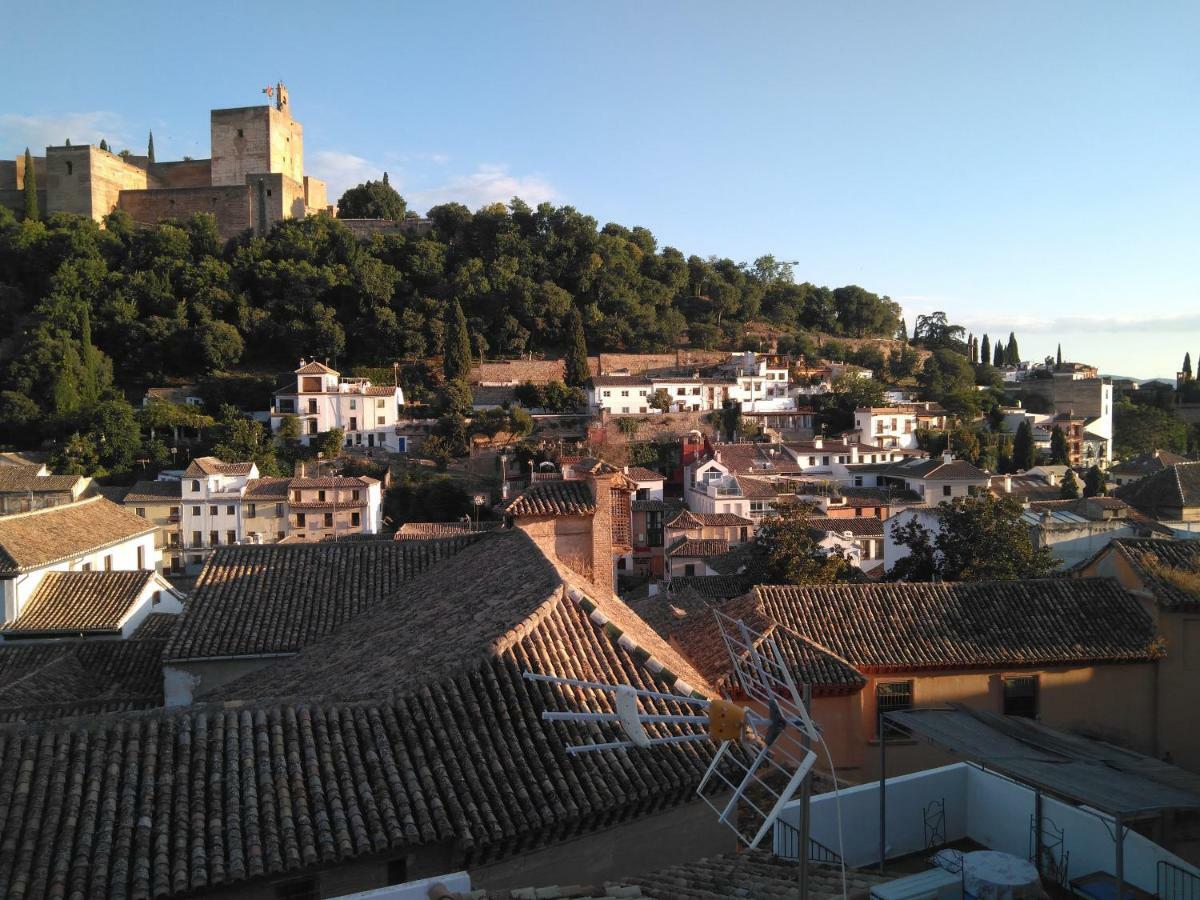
330,872,470,899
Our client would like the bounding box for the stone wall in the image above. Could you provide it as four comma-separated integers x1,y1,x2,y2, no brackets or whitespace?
0,155,47,190
597,350,725,375
303,175,328,212
86,147,151,219
119,185,251,239
268,106,304,185
0,189,46,217
210,106,271,187
149,158,213,188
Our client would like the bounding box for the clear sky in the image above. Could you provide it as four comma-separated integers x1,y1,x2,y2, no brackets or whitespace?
3,1,1197,379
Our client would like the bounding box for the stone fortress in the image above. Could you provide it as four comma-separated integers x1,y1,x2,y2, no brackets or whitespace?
0,83,329,239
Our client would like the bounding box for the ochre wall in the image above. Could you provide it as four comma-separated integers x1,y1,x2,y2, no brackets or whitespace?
119,185,251,239
87,148,151,218
268,107,304,185
149,158,213,188
211,106,271,186
516,515,595,583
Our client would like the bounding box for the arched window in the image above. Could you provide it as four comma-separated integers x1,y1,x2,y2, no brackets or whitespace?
191,480,200,492
65,161,73,175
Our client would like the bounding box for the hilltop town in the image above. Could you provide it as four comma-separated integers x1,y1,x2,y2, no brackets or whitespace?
1,90,1199,900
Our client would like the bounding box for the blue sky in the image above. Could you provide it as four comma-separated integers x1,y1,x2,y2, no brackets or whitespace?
3,1,1197,378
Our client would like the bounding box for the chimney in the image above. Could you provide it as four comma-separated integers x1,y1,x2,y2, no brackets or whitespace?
1047,472,1058,486
942,450,954,464
586,469,617,597
1004,474,1012,493
850,444,859,464
814,437,823,449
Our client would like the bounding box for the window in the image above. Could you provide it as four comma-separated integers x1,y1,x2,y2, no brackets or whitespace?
209,530,219,546
152,590,161,606
1002,676,1038,718
190,555,202,566
376,398,385,409
227,529,237,545
942,485,952,497
621,390,629,397
191,480,200,492
274,877,318,900
209,505,217,516
323,513,333,527
192,530,202,547
318,490,326,502
349,398,357,409
275,502,285,517
236,128,244,138
349,417,357,431
377,416,385,425
292,490,302,502
168,533,179,547
676,388,686,396
104,554,113,571
81,562,92,572
226,505,235,515
296,513,306,526
855,507,863,517
277,531,286,541
352,489,360,501
191,506,201,516
602,390,610,397
137,546,145,569
350,512,360,527
170,506,179,519
247,503,256,519
876,681,913,737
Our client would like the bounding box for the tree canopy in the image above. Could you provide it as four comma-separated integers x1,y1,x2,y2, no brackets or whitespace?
756,502,861,584
336,175,408,220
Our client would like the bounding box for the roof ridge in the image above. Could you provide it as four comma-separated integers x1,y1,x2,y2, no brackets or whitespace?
0,494,102,522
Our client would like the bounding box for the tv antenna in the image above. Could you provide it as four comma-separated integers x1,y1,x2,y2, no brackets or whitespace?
523,606,820,850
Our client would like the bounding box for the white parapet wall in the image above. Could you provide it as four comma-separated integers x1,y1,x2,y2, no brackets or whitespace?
331,872,470,900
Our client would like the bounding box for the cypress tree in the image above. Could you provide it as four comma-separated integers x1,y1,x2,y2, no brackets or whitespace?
443,301,471,383
968,333,977,364
980,334,990,366
1050,426,1070,466
147,131,155,165
1006,332,1020,366
22,148,38,221
1083,465,1107,498
1056,343,1063,368
1013,420,1036,471
563,306,591,387
896,318,908,343
1059,469,1082,500
1184,352,1193,380
99,139,109,152
993,339,1004,368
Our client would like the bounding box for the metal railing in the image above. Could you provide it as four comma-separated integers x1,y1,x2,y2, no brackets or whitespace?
1158,860,1200,900
773,817,841,864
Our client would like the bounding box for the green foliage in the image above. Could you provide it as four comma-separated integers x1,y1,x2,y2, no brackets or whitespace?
318,427,345,460
542,380,585,413
980,334,990,365
913,312,966,351
336,176,408,220
888,495,1058,582
1183,352,1193,380
649,388,672,412
563,306,590,386
1013,420,1036,471
1114,399,1188,458
1083,465,1107,498
993,339,1004,367
617,417,640,436
22,148,38,221
918,349,979,416
1059,469,1082,499
210,404,281,475
384,474,475,524
757,502,860,584
443,301,471,383
438,378,474,417
1050,426,1070,466
1005,332,1020,365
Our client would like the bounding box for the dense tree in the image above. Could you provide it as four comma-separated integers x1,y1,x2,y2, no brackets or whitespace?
1005,332,1020,366
1184,352,1193,380
980,334,990,366
443,301,471,383
913,312,966,351
993,339,1004,367
99,139,109,152
756,502,860,584
22,148,37,221
563,306,590,386
888,495,1057,581
336,176,408,220
896,318,908,343
1113,400,1188,457
1050,426,1070,466
147,131,155,165
1083,465,1107,498
1059,469,1082,499
1013,420,1036,471
919,349,980,416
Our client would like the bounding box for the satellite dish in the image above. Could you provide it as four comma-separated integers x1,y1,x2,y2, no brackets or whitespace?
524,608,819,850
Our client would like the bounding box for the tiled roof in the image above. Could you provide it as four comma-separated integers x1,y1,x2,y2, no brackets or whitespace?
668,510,753,528
885,456,989,481
1109,538,1200,610
752,579,1158,671
1117,462,1200,516
0,534,725,899
163,539,476,660
711,443,803,475
243,476,290,498
809,516,885,537
735,475,783,499
3,570,156,636
990,475,1064,502
0,636,167,722
131,611,181,640
396,521,474,538
669,574,755,600
572,457,622,476
627,852,886,899
121,479,182,502
623,466,664,483
364,385,401,396
183,456,255,477
0,497,157,574
666,537,730,558
289,475,377,488
1112,450,1189,477
0,468,84,493
295,359,338,375
507,480,595,517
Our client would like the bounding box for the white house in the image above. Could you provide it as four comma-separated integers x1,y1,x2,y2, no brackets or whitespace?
624,466,665,501
270,359,406,452
0,497,161,625
843,451,990,502
1,569,183,640
883,505,942,574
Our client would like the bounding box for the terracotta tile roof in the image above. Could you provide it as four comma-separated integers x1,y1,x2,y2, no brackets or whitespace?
507,480,595,517
0,497,157,574
711,443,803,475
163,539,476,660
183,456,255,477
121,479,182,502
0,535,725,899
990,475,1064,502
809,516,885,537
1117,462,1200,516
666,537,730,558
839,486,922,504
628,852,885,899
243,476,290,498
735,475,783,499
885,456,989,481
289,475,377,488
669,574,755,601
0,637,167,722
0,468,85,493
363,384,401,396
131,611,181,639
396,521,475,539
1109,538,1200,610
3,570,156,636
623,466,665,482
668,510,753,528
1112,450,1189,477
295,359,338,375
752,579,1158,671
288,499,368,510
703,541,769,578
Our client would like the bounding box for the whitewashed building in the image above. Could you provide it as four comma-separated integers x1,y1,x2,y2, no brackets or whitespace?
270,360,406,452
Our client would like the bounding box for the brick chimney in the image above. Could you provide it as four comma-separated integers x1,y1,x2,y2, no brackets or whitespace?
586,469,617,596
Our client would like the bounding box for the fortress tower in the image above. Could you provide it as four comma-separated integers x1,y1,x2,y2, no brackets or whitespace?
0,83,330,239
